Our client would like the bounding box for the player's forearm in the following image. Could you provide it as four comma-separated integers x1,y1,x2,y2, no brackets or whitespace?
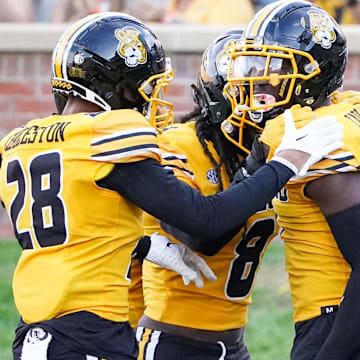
159,222,242,256
97,159,293,239
315,269,360,360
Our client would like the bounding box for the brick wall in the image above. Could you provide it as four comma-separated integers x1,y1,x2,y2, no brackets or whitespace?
0,52,202,134
0,51,359,238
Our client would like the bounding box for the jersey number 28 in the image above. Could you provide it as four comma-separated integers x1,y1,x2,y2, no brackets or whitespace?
6,151,67,249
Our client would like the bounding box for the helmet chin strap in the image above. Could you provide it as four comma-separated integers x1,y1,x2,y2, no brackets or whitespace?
249,111,264,123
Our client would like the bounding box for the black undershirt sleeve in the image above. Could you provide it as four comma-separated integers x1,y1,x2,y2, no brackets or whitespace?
160,163,255,255
97,158,293,253
160,222,243,256
315,204,360,360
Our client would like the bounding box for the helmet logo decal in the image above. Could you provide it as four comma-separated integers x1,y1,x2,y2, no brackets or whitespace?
216,39,240,75
303,10,336,49
115,27,147,67
73,53,85,65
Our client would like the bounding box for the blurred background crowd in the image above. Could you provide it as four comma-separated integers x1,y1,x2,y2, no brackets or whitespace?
1,0,360,25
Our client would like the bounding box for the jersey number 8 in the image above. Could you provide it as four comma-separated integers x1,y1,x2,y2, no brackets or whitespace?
225,217,276,299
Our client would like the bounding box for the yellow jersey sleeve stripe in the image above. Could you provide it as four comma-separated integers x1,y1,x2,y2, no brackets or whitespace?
309,151,357,173
162,164,195,180
161,152,188,163
91,143,161,162
292,165,358,181
324,152,354,162
91,128,157,146
312,163,357,172
160,150,194,179
91,134,159,158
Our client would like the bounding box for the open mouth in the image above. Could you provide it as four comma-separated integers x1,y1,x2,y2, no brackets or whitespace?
253,93,276,111
247,93,276,123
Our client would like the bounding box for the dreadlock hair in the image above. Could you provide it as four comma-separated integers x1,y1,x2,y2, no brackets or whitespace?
179,106,243,192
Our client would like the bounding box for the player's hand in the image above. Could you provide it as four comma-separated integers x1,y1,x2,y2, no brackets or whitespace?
232,135,267,184
145,233,217,288
260,104,314,152
272,109,344,175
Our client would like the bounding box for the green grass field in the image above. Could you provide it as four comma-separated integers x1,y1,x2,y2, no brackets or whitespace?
0,240,20,360
0,240,293,360
246,240,294,359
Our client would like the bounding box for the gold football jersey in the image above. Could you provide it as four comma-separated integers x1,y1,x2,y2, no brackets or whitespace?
142,122,279,330
128,258,145,328
261,100,360,322
0,109,161,324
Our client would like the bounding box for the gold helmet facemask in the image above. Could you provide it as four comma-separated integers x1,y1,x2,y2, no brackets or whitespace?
139,58,174,133
222,38,320,153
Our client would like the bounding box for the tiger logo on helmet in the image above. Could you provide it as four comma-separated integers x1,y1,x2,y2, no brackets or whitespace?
115,27,147,67
216,39,240,75
222,0,346,152
304,10,336,49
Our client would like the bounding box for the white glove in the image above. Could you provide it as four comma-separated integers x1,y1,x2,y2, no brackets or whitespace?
145,233,217,288
272,109,344,176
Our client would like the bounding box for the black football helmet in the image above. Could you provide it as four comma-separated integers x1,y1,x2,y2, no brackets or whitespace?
192,29,243,126
192,29,264,153
51,12,174,132
222,0,347,150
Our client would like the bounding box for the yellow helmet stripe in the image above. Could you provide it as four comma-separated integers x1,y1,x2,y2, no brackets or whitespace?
245,1,283,38
258,1,311,37
53,14,98,78
246,0,311,38
52,12,116,79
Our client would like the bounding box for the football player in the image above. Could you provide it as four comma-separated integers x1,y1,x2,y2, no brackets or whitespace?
135,28,342,359
0,11,342,360
135,29,272,360
224,1,360,359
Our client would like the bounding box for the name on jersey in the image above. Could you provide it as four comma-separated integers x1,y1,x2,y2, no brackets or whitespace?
344,108,360,127
4,121,71,151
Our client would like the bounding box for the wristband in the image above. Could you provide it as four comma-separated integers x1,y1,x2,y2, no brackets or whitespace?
271,156,299,175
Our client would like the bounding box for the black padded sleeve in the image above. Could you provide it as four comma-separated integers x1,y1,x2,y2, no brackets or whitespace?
160,222,243,256
160,149,270,256
159,152,268,255
315,204,360,360
96,158,292,242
